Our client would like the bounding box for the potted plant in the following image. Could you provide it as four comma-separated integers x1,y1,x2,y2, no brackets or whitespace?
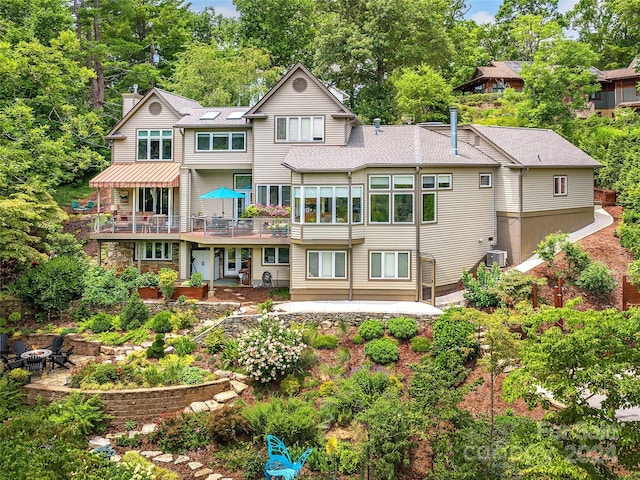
137,271,160,299
268,222,289,237
173,271,209,300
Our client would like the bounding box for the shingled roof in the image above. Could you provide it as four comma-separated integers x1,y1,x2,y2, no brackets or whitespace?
282,126,498,172
470,125,601,168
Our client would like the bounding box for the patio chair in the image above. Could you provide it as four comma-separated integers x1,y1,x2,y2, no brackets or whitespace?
50,345,75,369
46,336,64,355
86,201,95,211
1,355,24,372
0,333,9,356
24,355,46,374
71,201,87,212
12,341,26,359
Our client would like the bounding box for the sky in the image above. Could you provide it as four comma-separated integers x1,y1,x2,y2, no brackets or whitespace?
189,0,580,23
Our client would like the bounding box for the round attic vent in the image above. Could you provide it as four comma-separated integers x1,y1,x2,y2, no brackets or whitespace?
148,102,162,115
292,77,307,92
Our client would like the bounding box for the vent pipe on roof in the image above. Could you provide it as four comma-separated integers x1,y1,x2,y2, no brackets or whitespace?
450,106,458,156
374,118,382,135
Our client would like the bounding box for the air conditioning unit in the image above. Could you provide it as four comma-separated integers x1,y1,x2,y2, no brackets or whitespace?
486,250,507,268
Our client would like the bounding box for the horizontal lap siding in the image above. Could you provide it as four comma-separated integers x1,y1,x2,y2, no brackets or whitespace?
290,244,350,289
183,128,252,168
496,167,520,212
522,169,593,213
189,170,250,216
112,94,182,164
253,246,290,286
253,72,349,186
420,168,495,287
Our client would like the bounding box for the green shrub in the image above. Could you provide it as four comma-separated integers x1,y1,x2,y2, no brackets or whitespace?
410,336,432,353
318,380,335,396
187,271,204,287
358,319,384,340
115,433,142,448
148,311,173,333
352,333,364,344
203,328,226,354
298,348,318,370
433,308,479,363
0,376,26,422
220,339,239,369
461,262,502,308
6,368,30,386
158,268,178,301
146,333,166,359
89,312,114,333
149,411,211,453
336,346,351,364
207,404,252,444
280,374,301,396
576,261,616,295
535,232,569,267
312,334,339,349
119,266,140,288
243,397,319,446
268,287,291,300
8,312,21,324
492,269,546,307
48,392,110,436
561,242,591,279
364,338,399,364
120,291,149,330
170,310,197,331
338,442,362,475
120,451,178,480
386,317,418,340
82,265,129,307
171,336,197,356
137,271,159,288
178,366,206,385
256,298,274,313
15,256,88,315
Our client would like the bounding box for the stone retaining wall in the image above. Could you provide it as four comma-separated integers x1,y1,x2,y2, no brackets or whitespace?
214,311,439,337
23,378,230,424
21,333,101,356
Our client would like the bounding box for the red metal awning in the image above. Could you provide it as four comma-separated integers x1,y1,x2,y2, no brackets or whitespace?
89,162,180,188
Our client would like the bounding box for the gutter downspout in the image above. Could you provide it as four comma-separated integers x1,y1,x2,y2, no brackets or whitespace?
348,171,353,301
415,165,421,302
518,168,529,264
493,166,498,247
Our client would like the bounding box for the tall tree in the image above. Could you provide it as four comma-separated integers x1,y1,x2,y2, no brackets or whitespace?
234,0,318,68
314,0,452,123
391,65,454,123
165,45,281,106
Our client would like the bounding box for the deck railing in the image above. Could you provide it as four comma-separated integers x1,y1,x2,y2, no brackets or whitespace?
189,216,290,238
92,213,180,234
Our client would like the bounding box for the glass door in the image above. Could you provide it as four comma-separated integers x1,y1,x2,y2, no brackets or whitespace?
234,174,252,219
224,247,250,277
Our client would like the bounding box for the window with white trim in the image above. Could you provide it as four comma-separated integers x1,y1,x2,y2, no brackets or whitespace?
135,242,173,260
275,116,324,142
554,175,567,196
257,185,291,207
307,251,346,279
479,173,492,188
196,132,246,151
370,251,410,279
369,175,414,223
422,192,436,223
138,130,172,160
293,186,362,224
263,247,290,265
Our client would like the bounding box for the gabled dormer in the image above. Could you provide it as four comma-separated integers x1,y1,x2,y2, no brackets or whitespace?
105,88,202,164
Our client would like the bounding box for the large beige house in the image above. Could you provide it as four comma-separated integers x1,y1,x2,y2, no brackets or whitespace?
90,63,600,302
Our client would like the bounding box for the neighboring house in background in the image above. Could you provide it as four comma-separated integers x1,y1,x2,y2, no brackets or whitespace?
590,58,640,116
90,63,600,303
457,58,640,117
455,61,527,94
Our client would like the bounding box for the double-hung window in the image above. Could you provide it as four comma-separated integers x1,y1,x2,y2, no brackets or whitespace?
138,130,172,160
293,186,362,224
421,174,452,223
554,175,567,196
276,116,324,142
196,132,246,151
263,247,290,265
369,175,414,224
370,251,410,279
257,185,291,207
307,251,346,279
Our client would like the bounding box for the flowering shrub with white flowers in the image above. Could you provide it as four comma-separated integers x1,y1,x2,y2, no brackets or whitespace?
237,313,305,383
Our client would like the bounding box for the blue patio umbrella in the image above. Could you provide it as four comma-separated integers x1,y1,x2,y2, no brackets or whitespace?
199,186,245,217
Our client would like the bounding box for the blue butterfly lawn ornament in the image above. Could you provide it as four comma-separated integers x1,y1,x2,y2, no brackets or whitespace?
264,435,313,480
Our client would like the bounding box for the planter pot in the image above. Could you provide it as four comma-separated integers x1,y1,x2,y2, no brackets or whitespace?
172,285,209,300
138,287,161,299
